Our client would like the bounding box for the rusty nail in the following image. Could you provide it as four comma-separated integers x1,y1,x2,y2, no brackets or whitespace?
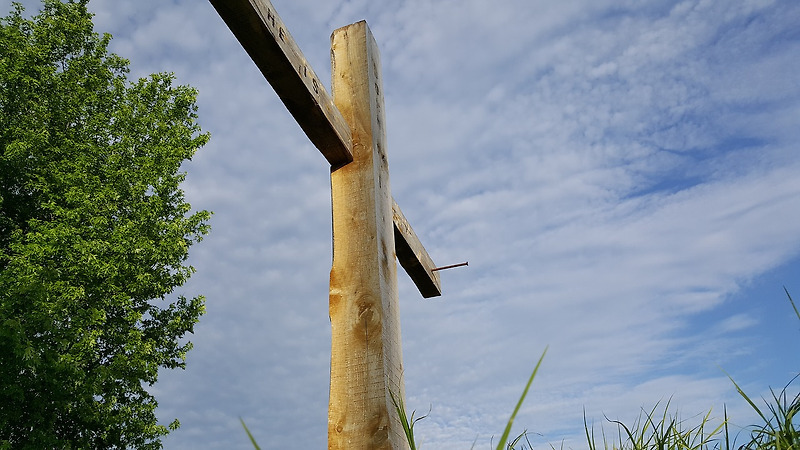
431,262,469,272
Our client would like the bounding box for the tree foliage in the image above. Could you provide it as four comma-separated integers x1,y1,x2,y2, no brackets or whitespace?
0,1,210,448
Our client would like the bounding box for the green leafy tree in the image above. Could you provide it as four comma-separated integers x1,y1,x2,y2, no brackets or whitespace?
0,1,210,448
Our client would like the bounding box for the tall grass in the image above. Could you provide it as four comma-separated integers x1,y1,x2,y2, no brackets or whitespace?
393,288,799,449
244,289,798,448
392,347,547,450
725,287,800,450
584,401,726,450
390,389,429,450
729,374,800,449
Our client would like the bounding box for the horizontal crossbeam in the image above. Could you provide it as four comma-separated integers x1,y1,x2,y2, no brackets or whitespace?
209,0,441,299
209,0,353,166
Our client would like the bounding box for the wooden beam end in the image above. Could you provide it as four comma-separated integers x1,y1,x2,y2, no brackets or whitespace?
392,200,442,298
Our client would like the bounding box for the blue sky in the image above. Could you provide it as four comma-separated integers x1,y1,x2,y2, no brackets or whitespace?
5,0,800,448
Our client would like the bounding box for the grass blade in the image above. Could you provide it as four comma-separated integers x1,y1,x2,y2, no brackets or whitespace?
728,374,770,427
786,286,800,322
496,347,548,450
240,418,261,450
390,389,429,450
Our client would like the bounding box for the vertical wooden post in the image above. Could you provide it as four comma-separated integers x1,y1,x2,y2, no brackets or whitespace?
328,21,408,450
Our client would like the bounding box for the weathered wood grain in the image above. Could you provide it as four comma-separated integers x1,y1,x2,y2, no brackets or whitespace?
209,0,353,166
328,21,409,450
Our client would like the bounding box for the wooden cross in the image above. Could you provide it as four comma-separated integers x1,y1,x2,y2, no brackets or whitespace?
208,1,443,448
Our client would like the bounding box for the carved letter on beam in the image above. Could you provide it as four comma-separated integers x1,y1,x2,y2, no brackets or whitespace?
392,199,442,298
209,0,353,166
